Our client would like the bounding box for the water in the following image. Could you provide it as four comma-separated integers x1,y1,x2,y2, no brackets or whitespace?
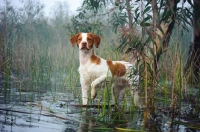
0,75,200,132
0,87,143,132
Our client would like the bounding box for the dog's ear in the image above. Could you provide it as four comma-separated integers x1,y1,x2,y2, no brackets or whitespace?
90,33,101,48
70,33,80,47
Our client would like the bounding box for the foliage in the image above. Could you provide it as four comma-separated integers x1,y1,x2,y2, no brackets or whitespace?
0,1,199,130
69,0,197,118
72,0,193,51
0,0,120,93
66,16,103,35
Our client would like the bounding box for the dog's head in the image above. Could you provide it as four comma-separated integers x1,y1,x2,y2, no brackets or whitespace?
70,32,101,50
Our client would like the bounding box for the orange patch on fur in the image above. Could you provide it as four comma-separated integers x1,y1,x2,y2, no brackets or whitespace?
90,54,101,65
86,33,94,49
88,33,101,48
77,35,82,46
70,33,81,47
106,60,126,77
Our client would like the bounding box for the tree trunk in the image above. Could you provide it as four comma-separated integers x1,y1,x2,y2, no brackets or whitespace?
143,0,176,117
125,0,133,29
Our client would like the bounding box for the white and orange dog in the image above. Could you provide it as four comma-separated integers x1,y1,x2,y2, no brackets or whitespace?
70,32,139,106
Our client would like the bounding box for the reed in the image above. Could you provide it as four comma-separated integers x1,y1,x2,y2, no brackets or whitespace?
1,21,195,112
1,2,199,131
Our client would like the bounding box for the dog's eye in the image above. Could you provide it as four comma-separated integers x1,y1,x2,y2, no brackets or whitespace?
87,38,92,41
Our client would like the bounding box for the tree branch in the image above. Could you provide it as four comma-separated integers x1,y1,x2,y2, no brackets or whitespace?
126,0,133,29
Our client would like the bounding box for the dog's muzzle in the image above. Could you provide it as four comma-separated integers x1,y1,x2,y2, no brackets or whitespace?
80,42,89,50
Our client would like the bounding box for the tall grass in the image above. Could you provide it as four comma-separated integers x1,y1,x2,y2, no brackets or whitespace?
0,2,79,104
0,1,131,109
156,37,191,116
1,2,199,130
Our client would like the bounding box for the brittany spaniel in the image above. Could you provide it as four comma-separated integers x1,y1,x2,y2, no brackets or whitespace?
70,32,139,106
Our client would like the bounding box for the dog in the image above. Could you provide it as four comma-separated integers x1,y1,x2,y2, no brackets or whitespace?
70,32,139,106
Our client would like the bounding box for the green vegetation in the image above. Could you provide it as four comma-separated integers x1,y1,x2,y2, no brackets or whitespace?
0,0,200,131
0,0,121,102
72,0,199,122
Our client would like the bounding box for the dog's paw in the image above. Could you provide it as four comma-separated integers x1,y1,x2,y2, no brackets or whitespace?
91,89,97,100
91,95,96,100
91,92,97,100
91,82,97,99
82,97,88,105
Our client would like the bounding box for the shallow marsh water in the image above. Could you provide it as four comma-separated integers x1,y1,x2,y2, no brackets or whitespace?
0,76,199,132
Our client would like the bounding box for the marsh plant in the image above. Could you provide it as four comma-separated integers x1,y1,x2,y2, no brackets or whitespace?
1,0,200,131
0,1,75,100
0,1,119,101
67,0,200,129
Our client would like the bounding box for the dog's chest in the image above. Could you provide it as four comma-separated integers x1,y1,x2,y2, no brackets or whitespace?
78,63,107,79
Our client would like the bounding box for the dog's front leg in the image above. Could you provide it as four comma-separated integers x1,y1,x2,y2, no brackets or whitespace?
80,79,90,105
82,86,89,105
91,75,107,99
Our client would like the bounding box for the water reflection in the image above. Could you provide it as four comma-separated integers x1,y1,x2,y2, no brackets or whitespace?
0,85,198,132
77,111,94,132
74,108,143,132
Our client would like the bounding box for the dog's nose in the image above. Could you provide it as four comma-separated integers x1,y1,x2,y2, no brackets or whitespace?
82,42,87,47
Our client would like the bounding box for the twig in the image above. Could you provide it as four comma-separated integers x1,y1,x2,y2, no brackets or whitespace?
0,108,83,124
68,104,115,108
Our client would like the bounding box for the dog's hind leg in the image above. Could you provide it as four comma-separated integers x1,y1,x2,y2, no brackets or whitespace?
131,90,139,107
129,75,140,107
111,82,119,105
111,79,126,105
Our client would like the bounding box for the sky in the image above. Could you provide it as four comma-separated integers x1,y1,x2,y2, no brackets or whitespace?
0,0,83,16
40,0,83,15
